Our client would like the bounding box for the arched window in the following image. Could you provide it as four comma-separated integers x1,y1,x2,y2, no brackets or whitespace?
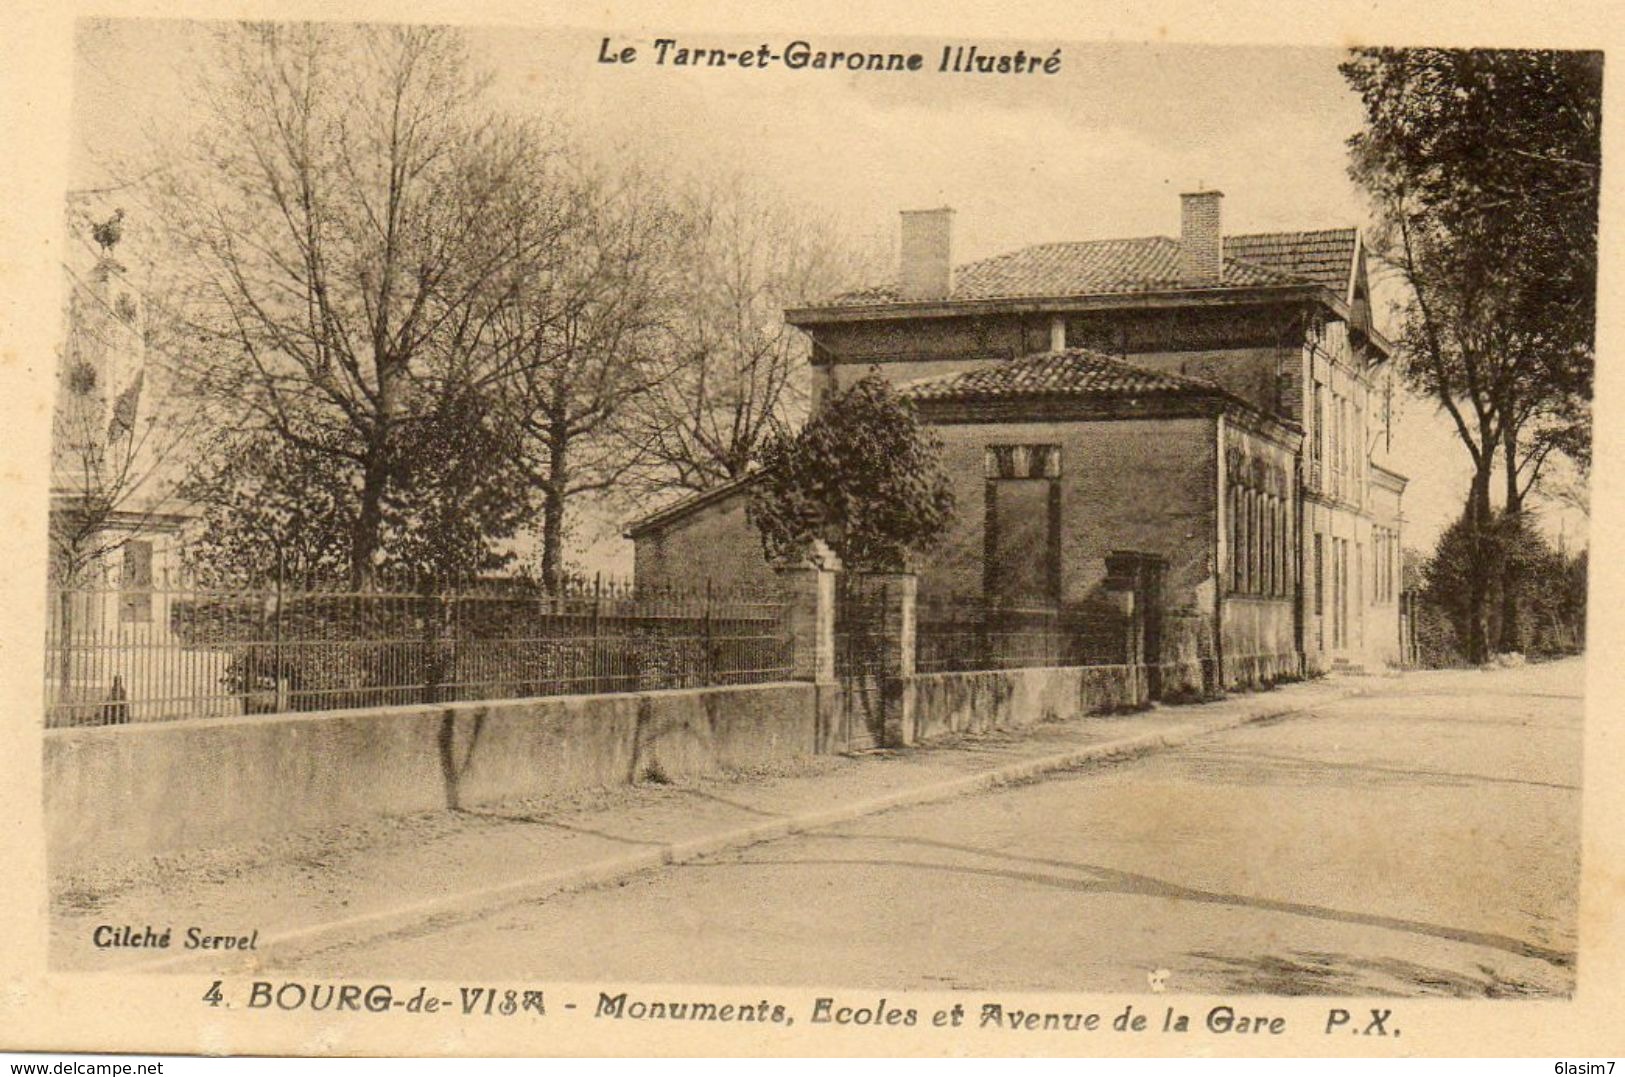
1239,488,1251,594
1274,495,1284,596
1270,496,1281,596
1248,489,1261,594
1268,496,1279,596
1254,500,1267,597
1267,497,1280,597
1280,498,1291,595
1266,495,1277,596
1230,487,1243,592
1245,488,1254,595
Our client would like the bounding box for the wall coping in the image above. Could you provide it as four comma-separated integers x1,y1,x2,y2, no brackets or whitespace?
43,680,814,739
910,663,1140,683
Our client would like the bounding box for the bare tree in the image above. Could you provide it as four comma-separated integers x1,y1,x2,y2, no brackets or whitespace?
624,175,881,497
475,159,688,591
152,23,548,586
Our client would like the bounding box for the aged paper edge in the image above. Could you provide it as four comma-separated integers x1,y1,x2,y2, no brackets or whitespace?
0,0,1622,1058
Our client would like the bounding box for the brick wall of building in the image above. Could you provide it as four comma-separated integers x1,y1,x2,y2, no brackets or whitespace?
633,416,1226,667
810,315,1040,405
923,417,1218,613
632,490,780,593
1124,347,1287,420
821,355,1007,405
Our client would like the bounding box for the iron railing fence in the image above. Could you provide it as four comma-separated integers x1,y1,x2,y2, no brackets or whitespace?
914,598,1128,674
831,576,895,750
833,576,891,680
44,573,794,727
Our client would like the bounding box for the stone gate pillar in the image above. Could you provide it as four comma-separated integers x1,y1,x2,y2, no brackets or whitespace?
1103,551,1149,705
862,571,917,747
776,542,840,685
1102,553,1144,662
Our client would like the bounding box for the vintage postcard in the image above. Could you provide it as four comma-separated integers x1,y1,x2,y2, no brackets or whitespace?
1,0,1622,1059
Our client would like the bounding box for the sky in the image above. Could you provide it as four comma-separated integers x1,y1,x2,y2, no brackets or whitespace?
66,18,1591,571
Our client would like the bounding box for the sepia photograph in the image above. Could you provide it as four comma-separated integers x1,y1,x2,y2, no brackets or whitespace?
3,0,1620,1060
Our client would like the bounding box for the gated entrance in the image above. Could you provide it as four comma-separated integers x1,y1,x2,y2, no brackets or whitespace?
833,576,890,750
1105,550,1168,697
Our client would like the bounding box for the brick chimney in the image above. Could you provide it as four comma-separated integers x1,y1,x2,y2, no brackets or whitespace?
899,207,955,301
1179,190,1224,283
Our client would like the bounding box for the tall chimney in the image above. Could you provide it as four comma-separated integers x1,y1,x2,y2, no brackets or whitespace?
899,207,955,301
1179,190,1224,283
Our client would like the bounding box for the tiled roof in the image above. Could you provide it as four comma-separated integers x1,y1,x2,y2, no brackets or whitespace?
623,471,760,537
903,348,1233,405
1224,228,1359,294
812,230,1357,308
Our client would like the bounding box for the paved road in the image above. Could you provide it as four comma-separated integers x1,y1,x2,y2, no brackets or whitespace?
289,660,1583,997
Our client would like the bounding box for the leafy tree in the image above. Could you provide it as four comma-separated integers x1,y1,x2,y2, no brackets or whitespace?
383,387,533,580
180,429,355,586
1419,508,1586,663
747,373,954,571
182,386,530,584
1341,48,1600,659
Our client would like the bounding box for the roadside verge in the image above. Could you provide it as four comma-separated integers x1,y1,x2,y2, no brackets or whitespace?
57,678,1362,975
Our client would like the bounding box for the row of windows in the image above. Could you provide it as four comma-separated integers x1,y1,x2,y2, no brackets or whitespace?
981,442,1395,617
1309,374,1393,506
1312,528,1400,651
1228,486,1292,598
1329,537,1351,648
1312,534,1353,648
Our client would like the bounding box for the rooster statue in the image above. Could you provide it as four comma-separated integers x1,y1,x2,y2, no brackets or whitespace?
90,207,125,253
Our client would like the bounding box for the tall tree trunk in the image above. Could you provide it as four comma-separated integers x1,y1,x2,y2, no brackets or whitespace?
352,449,388,590
1498,425,1524,654
540,420,568,596
351,363,401,590
1463,464,1495,664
